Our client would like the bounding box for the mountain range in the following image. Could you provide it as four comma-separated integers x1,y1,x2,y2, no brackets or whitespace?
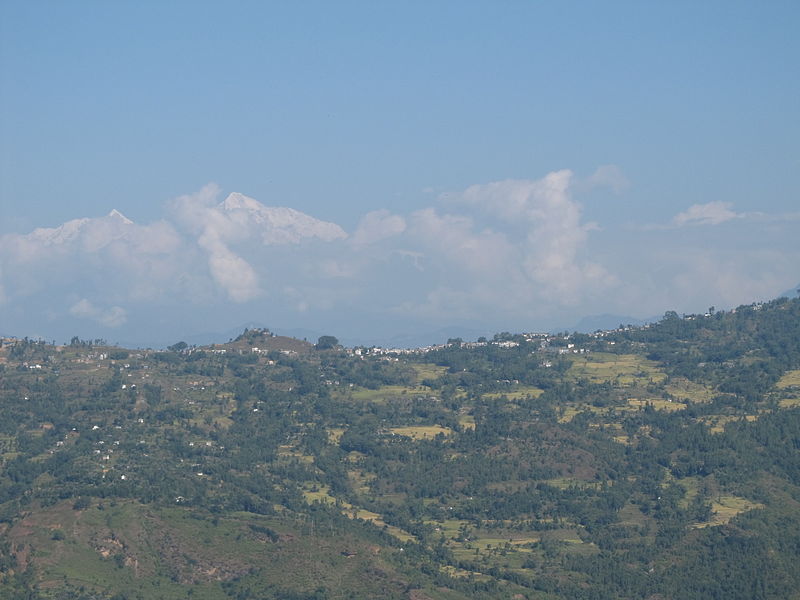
219,192,347,244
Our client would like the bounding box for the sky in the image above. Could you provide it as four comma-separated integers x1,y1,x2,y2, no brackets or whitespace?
1,1,798,347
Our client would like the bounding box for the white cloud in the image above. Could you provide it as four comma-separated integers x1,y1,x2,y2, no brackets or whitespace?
395,250,424,271
0,208,187,303
668,250,798,311
593,212,800,321
169,185,261,301
319,259,358,278
69,299,127,328
351,210,406,245
584,164,630,193
367,170,618,323
454,169,573,222
198,230,261,302
442,170,613,301
5,179,614,330
170,186,347,244
409,208,514,276
168,186,353,301
673,201,741,226
221,192,347,244
3,173,793,343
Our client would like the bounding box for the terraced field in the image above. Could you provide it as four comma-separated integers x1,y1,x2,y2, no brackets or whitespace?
389,424,453,440
568,352,667,385
777,369,800,388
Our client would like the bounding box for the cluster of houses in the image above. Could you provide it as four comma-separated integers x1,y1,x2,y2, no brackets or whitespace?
346,332,580,358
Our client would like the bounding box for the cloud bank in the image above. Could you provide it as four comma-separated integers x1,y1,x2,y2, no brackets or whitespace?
70,299,127,328
673,201,741,227
1,168,796,344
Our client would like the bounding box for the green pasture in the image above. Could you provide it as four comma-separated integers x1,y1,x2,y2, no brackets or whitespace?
302,483,415,542
347,469,375,495
776,370,800,389
557,403,615,423
558,405,591,423
671,475,701,508
440,564,491,581
627,397,686,411
327,427,345,443
457,414,476,430
302,483,336,504
559,393,689,423
665,377,715,402
568,353,666,385
428,517,598,573
413,363,448,383
345,384,435,403
483,385,544,400
277,445,314,463
390,424,453,440
692,494,764,528
616,502,649,528
544,478,604,490
699,414,758,433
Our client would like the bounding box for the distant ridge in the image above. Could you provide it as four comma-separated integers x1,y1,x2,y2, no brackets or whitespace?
23,209,134,247
338,326,491,349
131,323,493,350
569,313,655,333
778,283,800,299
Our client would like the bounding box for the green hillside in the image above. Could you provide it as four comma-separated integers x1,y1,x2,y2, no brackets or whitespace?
1,299,800,599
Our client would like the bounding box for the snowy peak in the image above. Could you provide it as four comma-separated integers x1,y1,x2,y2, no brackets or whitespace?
107,209,134,225
28,217,92,246
220,192,263,213
24,210,134,248
219,192,347,244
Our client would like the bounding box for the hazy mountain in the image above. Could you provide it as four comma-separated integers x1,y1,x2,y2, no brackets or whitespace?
778,283,800,299
569,313,656,333
166,324,492,350
334,326,490,349
219,192,347,244
25,209,134,246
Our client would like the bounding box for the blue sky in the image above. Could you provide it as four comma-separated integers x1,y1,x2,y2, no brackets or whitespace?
1,1,798,346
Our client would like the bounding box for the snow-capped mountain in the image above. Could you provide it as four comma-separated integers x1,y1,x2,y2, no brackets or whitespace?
25,210,134,247
107,209,134,225
220,192,347,244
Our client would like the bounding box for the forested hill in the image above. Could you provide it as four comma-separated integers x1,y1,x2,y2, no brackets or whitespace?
621,299,800,400
1,298,800,600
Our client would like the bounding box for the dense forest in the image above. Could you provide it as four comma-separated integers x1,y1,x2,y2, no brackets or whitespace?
1,297,799,599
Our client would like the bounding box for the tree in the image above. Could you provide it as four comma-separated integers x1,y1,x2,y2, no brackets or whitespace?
315,336,339,350
168,341,188,353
